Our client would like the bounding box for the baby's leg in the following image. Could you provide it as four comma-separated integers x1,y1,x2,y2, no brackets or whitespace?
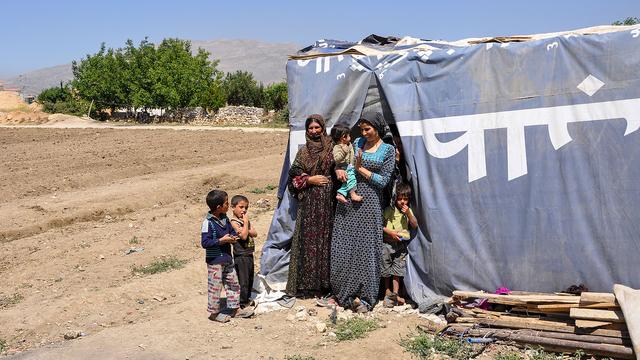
346,165,362,202
336,173,349,204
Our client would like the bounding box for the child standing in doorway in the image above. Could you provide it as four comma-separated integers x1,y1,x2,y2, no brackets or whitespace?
381,182,418,307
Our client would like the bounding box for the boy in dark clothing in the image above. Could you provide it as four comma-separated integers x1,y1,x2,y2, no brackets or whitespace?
229,194,258,308
201,189,253,322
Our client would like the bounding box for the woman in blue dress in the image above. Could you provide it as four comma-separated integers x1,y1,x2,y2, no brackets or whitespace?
330,113,395,312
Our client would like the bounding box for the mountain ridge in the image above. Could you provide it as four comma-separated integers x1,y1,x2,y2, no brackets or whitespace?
2,39,302,95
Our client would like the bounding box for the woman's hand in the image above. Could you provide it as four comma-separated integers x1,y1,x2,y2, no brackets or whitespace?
335,169,347,182
307,175,330,186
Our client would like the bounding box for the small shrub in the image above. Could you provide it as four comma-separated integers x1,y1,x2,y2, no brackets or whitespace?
401,332,475,360
0,293,24,309
129,236,140,244
249,187,266,194
0,338,6,353
132,256,187,275
525,346,573,360
285,355,315,360
265,184,277,191
333,317,379,341
495,352,523,360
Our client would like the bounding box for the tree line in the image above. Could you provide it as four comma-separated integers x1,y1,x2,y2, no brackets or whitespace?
37,38,288,120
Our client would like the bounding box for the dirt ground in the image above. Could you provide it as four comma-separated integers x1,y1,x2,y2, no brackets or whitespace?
0,126,431,360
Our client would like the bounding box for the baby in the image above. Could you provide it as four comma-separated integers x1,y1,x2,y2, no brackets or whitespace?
330,125,362,204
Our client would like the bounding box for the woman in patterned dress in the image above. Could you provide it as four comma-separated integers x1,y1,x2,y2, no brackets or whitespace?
286,114,336,297
330,113,395,312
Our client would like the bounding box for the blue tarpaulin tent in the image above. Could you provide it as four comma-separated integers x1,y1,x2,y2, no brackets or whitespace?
259,25,640,305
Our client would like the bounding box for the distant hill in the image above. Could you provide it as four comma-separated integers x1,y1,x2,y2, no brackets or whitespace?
2,39,301,96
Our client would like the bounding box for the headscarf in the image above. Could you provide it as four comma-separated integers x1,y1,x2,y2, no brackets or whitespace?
300,114,333,174
359,112,393,144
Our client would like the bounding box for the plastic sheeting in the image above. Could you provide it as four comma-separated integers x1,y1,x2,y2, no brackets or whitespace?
261,26,640,304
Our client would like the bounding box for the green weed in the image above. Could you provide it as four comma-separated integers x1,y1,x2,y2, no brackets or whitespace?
132,256,187,275
0,338,6,353
285,355,316,360
495,352,523,360
401,332,476,360
129,236,140,244
333,317,379,341
0,293,24,309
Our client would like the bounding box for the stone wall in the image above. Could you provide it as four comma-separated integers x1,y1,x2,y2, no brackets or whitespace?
112,105,272,125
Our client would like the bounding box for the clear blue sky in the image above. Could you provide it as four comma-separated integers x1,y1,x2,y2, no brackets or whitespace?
1,0,638,77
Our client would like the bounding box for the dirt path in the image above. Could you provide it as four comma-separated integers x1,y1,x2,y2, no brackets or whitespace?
0,127,425,360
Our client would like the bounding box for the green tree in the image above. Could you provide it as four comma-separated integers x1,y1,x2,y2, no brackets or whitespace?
150,38,222,110
37,84,70,105
612,17,639,25
124,38,156,110
263,81,288,111
222,70,262,106
72,43,128,113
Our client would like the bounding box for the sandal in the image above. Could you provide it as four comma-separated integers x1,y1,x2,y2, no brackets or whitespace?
316,295,337,307
209,313,231,323
383,294,397,308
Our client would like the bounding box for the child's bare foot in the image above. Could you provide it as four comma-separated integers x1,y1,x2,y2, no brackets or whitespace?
396,296,406,305
350,191,363,202
336,193,348,204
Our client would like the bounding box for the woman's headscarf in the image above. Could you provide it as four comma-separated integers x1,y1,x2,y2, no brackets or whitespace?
359,112,393,144
300,114,333,174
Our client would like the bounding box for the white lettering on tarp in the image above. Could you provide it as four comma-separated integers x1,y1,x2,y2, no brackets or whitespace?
397,98,640,182
547,42,559,51
297,60,311,67
337,73,345,80
631,28,640,38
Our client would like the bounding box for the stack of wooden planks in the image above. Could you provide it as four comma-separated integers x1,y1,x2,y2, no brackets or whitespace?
447,290,635,359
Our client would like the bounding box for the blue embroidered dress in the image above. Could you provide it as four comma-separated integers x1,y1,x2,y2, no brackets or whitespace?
330,137,395,309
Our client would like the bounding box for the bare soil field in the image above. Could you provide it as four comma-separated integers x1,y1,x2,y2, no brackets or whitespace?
0,127,431,360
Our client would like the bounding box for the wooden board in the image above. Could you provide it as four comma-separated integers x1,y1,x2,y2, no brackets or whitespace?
570,308,625,323
580,292,616,304
455,316,629,339
452,290,580,304
575,319,613,328
534,302,619,311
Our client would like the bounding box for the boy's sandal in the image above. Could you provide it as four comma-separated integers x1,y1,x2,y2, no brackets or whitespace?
211,313,232,323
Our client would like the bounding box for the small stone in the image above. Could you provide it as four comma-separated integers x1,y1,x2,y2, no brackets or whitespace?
63,331,81,340
296,305,306,312
315,322,327,333
153,295,165,302
307,308,318,317
295,311,308,321
138,299,145,305
286,314,295,322
327,332,337,339
221,344,232,349
254,325,262,330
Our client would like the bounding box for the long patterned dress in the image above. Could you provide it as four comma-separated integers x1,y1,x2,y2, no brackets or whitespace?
286,147,335,295
331,137,395,309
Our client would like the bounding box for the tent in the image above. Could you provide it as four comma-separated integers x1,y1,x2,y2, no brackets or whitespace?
259,25,640,306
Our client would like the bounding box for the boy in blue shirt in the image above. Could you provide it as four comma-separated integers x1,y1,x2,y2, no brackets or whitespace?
201,189,253,322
